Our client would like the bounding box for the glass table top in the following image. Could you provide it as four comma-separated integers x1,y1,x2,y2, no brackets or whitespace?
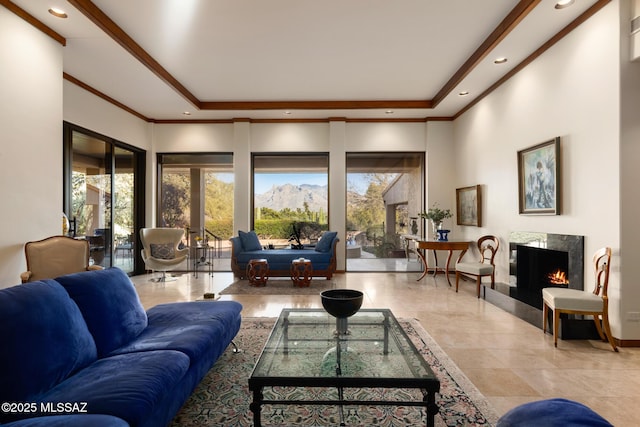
250,308,437,383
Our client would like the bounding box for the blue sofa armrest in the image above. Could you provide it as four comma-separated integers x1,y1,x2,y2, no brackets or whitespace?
230,236,243,257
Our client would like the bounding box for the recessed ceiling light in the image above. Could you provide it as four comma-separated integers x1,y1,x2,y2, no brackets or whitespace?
48,8,68,18
182,111,191,116
494,57,508,64
458,91,470,96
554,0,575,9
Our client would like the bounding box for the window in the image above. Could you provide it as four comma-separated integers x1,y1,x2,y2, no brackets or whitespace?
252,154,329,247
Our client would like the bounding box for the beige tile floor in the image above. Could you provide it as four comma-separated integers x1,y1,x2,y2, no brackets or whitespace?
132,271,640,426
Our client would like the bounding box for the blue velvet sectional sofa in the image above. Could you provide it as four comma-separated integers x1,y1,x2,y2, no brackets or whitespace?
0,267,242,427
230,230,339,279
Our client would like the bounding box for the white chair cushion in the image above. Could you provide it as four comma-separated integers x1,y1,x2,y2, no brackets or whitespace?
456,262,494,275
542,287,603,312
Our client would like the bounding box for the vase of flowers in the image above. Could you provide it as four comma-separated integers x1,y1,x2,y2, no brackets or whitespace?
419,204,453,239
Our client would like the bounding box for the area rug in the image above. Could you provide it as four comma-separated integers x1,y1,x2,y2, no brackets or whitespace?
171,317,499,426
219,278,337,295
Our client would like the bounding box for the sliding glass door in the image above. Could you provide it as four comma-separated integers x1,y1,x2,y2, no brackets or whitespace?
345,152,424,272
158,153,234,272
63,123,145,274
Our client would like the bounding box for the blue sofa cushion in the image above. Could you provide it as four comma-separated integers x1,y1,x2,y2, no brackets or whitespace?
112,301,242,360
146,300,243,326
315,231,337,252
1,415,129,427
56,268,148,357
0,280,97,403
497,398,613,427
238,230,262,252
237,249,332,270
37,350,189,427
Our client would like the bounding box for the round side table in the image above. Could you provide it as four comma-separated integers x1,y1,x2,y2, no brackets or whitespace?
290,258,313,287
247,259,269,287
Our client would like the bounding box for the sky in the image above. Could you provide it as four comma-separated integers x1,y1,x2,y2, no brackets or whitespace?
217,172,372,195
254,173,328,194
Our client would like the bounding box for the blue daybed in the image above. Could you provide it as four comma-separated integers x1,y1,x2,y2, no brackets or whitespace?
230,230,339,279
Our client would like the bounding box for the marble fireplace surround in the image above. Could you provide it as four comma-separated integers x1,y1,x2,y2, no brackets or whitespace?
484,232,596,339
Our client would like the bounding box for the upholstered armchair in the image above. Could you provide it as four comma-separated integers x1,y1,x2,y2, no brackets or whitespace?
21,235,103,283
140,228,188,282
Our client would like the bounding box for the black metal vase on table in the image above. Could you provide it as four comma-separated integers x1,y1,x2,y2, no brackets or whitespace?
320,289,364,335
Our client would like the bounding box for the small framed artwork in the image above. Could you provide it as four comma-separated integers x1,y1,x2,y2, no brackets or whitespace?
517,137,561,215
456,185,481,226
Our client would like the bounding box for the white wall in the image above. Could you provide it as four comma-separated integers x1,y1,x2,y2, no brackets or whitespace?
425,121,456,222
0,9,64,286
619,0,640,338
453,2,630,337
63,82,151,150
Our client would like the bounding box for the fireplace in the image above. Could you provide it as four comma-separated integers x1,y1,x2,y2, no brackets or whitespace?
509,231,584,309
512,246,570,309
484,232,596,339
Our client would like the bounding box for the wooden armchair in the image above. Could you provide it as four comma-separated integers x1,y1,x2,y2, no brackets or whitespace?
542,247,617,351
455,235,499,298
21,235,103,283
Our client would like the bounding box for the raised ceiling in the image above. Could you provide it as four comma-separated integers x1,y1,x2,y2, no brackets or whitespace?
7,0,607,121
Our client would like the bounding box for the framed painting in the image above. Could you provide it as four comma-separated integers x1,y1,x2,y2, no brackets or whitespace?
456,185,481,226
518,137,561,215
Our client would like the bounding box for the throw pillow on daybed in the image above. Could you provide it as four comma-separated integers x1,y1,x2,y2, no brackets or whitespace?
315,231,337,253
239,230,262,252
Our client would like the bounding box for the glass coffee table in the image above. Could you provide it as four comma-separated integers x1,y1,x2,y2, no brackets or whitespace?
248,308,440,426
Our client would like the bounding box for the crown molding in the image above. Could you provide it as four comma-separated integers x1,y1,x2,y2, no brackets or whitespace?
63,72,150,122
454,0,611,120
1,0,65,45
67,0,201,108
432,0,540,107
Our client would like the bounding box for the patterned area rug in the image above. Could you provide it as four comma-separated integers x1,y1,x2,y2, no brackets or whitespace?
219,278,337,295
171,317,499,426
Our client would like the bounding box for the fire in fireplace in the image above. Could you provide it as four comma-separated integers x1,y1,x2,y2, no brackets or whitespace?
512,246,570,309
547,269,569,286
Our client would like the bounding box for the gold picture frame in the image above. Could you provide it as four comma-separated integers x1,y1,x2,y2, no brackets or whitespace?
517,137,561,215
456,185,481,226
